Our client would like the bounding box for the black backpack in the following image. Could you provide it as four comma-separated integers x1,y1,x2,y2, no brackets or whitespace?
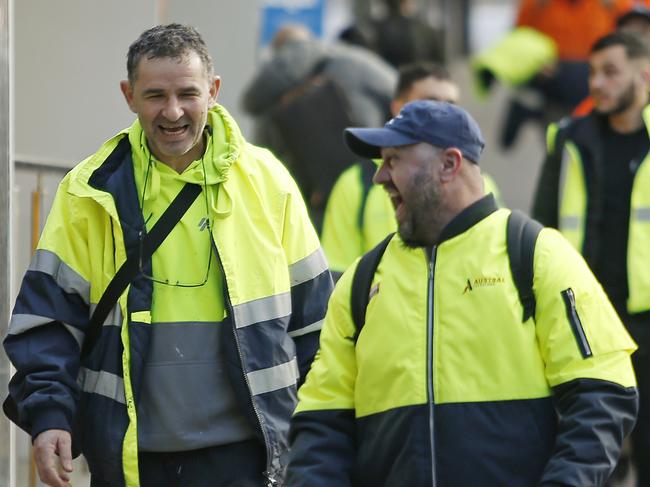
269,61,359,225
349,210,543,341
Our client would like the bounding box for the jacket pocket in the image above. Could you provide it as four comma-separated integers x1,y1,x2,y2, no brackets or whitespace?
561,288,593,359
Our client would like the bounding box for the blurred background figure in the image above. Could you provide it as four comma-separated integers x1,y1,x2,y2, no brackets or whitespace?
473,0,636,149
341,0,445,68
533,31,650,487
241,24,396,230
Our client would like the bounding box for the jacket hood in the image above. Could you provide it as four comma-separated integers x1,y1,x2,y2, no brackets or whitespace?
66,104,244,218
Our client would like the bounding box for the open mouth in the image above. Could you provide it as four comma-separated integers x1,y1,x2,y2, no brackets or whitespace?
390,194,406,221
159,125,189,137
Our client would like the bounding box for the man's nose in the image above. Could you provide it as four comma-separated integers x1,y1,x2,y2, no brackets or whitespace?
373,163,388,185
589,73,603,92
162,97,183,121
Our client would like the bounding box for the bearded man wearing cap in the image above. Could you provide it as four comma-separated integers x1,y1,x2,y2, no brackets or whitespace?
286,100,638,487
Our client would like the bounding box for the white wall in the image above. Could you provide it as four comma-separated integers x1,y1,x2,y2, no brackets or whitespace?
14,0,159,166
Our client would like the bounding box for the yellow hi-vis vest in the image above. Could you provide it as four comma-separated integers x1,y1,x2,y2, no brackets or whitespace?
552,108,650,314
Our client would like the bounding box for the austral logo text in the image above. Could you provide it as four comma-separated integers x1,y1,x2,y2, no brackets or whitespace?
463,276,505,294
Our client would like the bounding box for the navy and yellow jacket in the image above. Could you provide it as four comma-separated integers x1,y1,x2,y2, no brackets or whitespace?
533,107,650,314
4,105,333,486
288,196,637,487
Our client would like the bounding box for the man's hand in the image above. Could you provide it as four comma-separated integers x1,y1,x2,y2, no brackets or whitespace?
33,429,73,487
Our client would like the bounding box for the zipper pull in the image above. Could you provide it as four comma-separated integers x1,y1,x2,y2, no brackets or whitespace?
567,288,576,307
429,246,436,276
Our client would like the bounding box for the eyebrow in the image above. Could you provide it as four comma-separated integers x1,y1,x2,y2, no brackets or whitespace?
141,88,166,96
140,85,202,97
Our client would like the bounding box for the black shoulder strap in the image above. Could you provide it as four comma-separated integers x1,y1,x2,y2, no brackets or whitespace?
507,209,543,323
81,182,202,358
350,232,394,341
357,159,377,231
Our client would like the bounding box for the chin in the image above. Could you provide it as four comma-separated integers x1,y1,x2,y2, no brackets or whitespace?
397,228,428,249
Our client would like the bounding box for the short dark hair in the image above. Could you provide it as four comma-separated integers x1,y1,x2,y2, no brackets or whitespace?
126,23,214,84
591,31,650,60
395,62,452,99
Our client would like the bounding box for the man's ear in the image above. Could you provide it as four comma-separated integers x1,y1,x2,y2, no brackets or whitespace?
209,76,221,107
439,148,463,183
120,80,137,113
639,61,650,87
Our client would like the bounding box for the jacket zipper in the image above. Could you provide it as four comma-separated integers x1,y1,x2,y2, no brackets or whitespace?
426,246,437,487
561,288,593,358
210,236,276,486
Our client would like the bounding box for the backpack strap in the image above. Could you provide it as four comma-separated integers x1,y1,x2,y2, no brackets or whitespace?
507,209,543,323
350,232,394,341
357,159,377,231
81,182,202,358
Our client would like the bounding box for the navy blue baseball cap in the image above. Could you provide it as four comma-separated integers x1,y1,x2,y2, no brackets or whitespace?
344,100,485,163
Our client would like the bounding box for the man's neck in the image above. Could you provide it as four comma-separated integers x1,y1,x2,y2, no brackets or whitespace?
608,101,647,134
426,191,484,246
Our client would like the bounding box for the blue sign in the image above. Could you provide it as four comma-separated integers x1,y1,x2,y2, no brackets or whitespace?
260,0,325,46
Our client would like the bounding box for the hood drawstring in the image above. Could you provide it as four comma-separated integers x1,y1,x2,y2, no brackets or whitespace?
211,182,232,219
140,152,162,210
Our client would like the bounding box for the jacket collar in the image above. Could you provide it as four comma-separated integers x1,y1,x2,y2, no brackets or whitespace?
438,193,498,244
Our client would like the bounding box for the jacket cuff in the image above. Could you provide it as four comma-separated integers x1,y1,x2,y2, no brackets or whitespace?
30,407,73,442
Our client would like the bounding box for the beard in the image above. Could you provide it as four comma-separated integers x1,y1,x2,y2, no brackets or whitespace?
398,168,443,248
595,81,636,116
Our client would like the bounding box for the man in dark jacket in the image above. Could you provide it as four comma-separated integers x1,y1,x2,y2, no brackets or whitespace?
533,31,650,487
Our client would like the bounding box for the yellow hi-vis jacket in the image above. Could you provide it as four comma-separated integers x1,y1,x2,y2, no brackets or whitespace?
534,106,650,314
4,105,333,486
288,196,637,487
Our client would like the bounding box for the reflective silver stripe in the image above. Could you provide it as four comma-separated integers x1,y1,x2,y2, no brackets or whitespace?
634,207,650,222
29,249,90,305
9,314,85,349
77,368,125,404
560,215,580,230
233,293,291,329
288,319,324,338
7,313,51,335
8,308,121,339
247,358,299,396
289,248,329,286
89,303,123,328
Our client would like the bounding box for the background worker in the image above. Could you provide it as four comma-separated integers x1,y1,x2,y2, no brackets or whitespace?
533,31,650,486
241,24,397,229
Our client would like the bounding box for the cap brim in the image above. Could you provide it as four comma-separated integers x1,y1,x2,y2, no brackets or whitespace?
344,127,420,159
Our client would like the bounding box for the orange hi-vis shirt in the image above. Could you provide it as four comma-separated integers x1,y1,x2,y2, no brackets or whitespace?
516,0,634,60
